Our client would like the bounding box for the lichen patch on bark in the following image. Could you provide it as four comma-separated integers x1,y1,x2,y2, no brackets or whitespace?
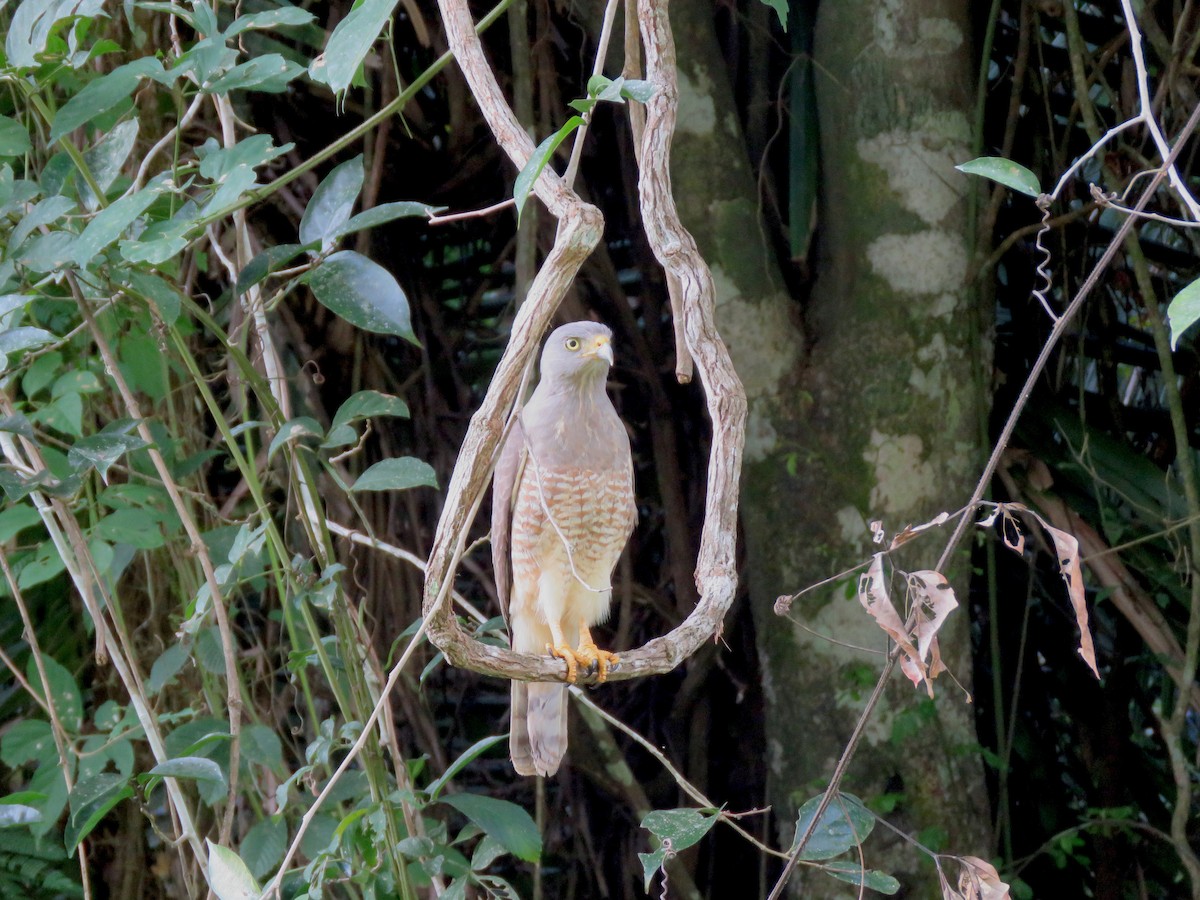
866,229,968,295
864,430,938,517
857,114,970,226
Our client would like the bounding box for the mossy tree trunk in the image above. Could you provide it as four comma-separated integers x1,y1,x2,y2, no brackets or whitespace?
668,1,991,894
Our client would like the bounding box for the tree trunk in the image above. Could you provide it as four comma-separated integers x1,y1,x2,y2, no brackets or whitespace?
669,1,991,894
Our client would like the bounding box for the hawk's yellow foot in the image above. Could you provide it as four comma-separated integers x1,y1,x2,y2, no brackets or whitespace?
546,642,581,683
574,639,619,681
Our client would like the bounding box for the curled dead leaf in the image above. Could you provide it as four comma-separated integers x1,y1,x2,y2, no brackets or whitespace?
888,510,951,550
858,554,921,687
957,856,1011,900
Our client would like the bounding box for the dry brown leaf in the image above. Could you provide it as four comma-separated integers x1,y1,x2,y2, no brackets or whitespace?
939,867,965,900
908,570,958,662
1042,521,1100,678
957,856,1011,900
858,553,922,686
888,511,950,550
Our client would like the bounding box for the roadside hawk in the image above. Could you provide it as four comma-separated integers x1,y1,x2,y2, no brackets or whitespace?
492,321,637,777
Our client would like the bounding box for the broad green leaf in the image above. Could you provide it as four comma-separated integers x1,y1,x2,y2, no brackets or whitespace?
441,794,541,863
0,413,35,439
17,542,67,589
28,760,69,839
79,119,138,209
50,57,164,141
0,327,55,360
68,433,148,481
425,734,505,801
0,116,32,157
147,756,227,789
638,808,718,891
26,652,83,733
267,416,323,460
239,815,287,878
330,200,440,240
0,505,40,542
208,839,262,900
620,79,655,103
306,250,417,342
792,793,875,860
1168,277,1200,349
201,164,259,217
147,643,189,695
16,231,76,273
93,508,164,549
66,772,133,852
1,720,54,767
351,457,437,492
758,0,788,30
11,196,75,252
122,269,185,324
514,117,583,222
820,861,902,894
77,733,134,782
225,5,315,37
330,390,410,431
240,724,283,773
196,134,292,181
71,176,165,267
6,0,106,67
34,390,84,437
0,804,42,827
299,156,364,249
308,0,396,96
955,156,1041,198
235,242,316,294
207,54,305,94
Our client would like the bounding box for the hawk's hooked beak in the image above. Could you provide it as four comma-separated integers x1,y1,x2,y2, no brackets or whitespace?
583,334,614,366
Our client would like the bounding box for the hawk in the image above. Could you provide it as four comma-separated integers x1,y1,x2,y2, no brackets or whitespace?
492,321,637,776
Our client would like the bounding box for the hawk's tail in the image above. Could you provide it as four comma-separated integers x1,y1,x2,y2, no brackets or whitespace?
511,680,568,777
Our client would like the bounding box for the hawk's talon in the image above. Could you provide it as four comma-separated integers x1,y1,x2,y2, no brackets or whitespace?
574,640,619,682
546,642,580,683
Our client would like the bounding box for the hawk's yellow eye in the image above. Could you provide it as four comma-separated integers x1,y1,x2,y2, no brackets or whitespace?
564,337,581,351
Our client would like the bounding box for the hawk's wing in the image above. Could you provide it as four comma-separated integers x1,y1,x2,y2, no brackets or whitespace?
491,417,527,625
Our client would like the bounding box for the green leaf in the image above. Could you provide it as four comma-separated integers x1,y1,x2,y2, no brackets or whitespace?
441,794,541,863
620,79,655,103
351,457,437,492
79,119,138,209
71,176,166,267
299,156,364,249
206,54,305,94
330,200,440,240
239,816,287,879
208,839,262,900
11,197,75,252
225,5,315,37
330,390,410,432
240,724,283,773
147,756,227,789
792,793,875,860
93,508,164,549
306,249,417,342
122,269,185,324
0,804,42,828
50,57,164,141
0,504,41,542
425,734,505,801
26,652,83,733
758,0,788,30
6,0,107,67
1168,277,1200,349
638,808,718,891
513,117,583,222
308,0,397,96
820,861,901,894
16,231,76,273
197,134,292,181
0,116,32,158
67,772,133,852
1,720,54,767
235,242,316,294
147,643,189,695
955,156,1041,198
201,163,259,217
267,416,323,460
68,433,148,481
